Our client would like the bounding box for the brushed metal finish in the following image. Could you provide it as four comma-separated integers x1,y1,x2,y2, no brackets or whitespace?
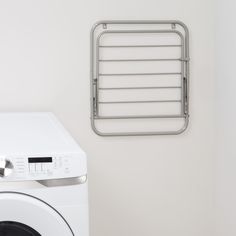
37,175,87,187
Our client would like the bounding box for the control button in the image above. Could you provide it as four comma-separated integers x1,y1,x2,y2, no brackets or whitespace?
36,163,42,172
64,167,70,174
41,163,46,172
54,161,57,169
59,159,62,168
0,159,14,177
29,164,35,173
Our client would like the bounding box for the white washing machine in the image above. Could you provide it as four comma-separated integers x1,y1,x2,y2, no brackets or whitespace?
0,112,89,236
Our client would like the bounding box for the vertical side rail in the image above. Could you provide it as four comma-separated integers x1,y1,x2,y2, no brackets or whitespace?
184,25,190,116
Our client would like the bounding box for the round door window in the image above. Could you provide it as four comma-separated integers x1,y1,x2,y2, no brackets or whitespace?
0,221,40,236
0,192,74,235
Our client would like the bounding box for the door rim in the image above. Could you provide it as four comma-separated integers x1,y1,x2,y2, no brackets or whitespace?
0,191,74,235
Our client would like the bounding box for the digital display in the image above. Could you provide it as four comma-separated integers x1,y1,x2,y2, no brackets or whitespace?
28,157,53,163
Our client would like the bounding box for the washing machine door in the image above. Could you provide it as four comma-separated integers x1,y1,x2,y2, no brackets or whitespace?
0,192,74,236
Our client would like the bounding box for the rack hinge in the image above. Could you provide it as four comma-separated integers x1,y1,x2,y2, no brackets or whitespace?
183,77,188,115
181,57,190,62
93,78,98,116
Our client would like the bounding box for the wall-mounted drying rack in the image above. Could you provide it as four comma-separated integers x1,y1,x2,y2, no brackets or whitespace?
90,20,189,136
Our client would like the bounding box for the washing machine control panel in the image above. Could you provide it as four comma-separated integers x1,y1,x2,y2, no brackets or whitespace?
28,156,70,176
0,154,86,181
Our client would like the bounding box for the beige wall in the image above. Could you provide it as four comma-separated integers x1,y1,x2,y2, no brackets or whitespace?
0,0,216,236
216,0,236,235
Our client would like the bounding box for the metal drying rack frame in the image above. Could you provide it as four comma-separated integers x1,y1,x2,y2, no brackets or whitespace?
90,20,190,136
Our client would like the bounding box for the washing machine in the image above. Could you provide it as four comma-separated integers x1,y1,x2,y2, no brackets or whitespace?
0,112,89,236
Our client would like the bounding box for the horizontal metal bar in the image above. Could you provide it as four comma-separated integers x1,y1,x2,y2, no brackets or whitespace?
94,20,188,27
95,115,185,119
98,29,184,44
99,72,181,76
99,44,182,48
99,86,181,90
99,58,181,62
99,100,181,104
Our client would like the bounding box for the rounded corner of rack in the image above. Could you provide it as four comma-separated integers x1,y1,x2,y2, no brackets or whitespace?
96,31,108,43
174,20,189,35
171,29,185,42
91,119,105,137
91,21,107,33
175,116,189,135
